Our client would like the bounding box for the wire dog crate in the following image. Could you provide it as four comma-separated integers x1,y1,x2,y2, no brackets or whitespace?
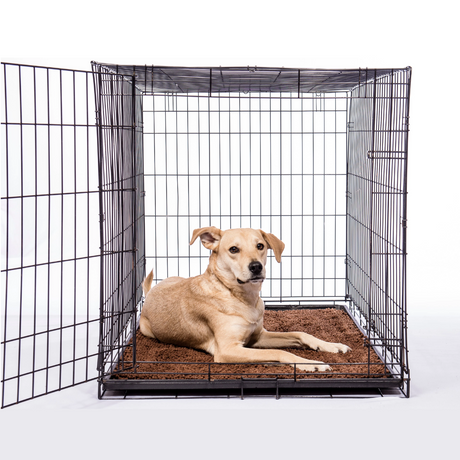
1,62,411,407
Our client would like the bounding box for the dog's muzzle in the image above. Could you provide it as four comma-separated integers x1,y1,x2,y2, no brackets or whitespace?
237,261,265,285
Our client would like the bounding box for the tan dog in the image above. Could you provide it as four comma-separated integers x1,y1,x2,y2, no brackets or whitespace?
140,227,350,372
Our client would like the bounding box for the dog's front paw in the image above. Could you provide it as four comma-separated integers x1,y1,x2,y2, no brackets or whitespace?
296,361,331,373
331,342,352,353
318,342,351,354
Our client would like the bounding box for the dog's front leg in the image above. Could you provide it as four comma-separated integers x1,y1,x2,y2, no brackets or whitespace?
214,344,330,372
252,330,351,354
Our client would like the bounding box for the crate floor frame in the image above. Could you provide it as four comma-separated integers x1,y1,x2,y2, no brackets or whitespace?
1,63,411,407
100,305,408,399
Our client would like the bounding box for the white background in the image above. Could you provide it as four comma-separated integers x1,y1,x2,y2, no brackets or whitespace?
1,1,459,459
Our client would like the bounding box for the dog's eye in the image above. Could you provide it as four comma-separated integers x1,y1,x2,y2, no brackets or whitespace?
229,246,239,254
257,243,264,250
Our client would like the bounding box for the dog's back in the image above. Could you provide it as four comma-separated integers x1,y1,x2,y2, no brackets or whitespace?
140,272,216,350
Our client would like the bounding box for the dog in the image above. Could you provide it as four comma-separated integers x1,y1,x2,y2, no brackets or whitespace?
140,227,351,372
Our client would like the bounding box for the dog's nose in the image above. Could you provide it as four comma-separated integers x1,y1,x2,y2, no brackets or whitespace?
248,261,263,275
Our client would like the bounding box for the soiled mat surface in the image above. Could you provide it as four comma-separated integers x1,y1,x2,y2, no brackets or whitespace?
113,308,388,380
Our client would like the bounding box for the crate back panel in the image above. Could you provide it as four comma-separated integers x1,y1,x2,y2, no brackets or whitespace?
142,90,348,304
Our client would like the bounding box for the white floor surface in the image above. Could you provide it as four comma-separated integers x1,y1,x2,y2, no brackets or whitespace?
1,303,458,460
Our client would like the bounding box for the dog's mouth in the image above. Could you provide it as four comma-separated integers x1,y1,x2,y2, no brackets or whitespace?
237,277,265,285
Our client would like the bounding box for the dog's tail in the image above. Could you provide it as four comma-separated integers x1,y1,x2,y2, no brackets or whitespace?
142,270,154,296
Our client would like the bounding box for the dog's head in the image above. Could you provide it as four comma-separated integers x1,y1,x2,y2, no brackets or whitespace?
190,227,284,287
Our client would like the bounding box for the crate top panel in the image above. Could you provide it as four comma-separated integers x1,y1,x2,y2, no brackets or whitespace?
93,63,410,94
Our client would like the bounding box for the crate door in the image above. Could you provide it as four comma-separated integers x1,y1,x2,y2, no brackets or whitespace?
1,63,102,408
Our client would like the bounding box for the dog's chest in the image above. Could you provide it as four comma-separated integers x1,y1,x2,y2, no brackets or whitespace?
238,309,263,345
241,321,257,343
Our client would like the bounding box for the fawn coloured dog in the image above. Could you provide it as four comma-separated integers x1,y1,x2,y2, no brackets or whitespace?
140,227,350,371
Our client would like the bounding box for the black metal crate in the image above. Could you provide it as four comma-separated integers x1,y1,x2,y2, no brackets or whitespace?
1,63,411,407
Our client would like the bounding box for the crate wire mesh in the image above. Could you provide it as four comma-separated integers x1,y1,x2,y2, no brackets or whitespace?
92,65,145,392
1,63,411,406
1,63,101,407
346,69,410,380
141,80,348,303
92,64,411,397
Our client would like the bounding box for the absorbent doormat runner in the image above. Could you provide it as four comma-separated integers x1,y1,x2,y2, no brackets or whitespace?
112,308,389,380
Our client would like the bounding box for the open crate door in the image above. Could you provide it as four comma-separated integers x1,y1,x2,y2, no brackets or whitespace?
1,62,144,408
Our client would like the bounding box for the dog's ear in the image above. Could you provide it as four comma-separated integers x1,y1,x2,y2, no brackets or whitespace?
260,230,285,263
190,226,222,251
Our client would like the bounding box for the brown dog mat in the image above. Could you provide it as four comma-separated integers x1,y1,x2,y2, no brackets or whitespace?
112,308,389,380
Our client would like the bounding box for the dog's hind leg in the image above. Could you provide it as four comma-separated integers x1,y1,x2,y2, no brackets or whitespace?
139,314,156,339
